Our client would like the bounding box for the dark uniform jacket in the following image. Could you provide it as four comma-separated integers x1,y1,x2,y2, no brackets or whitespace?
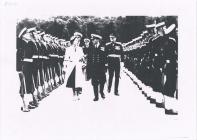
105,42,123,61
87,44,107,84
16,38,25,72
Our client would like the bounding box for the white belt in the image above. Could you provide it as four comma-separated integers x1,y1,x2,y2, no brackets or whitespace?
23,58,33,62
32,55,39,59
49,54,59,58
42,56,49,59
166,60,170,63
64,59,72,62
39,56,47,59
59,56,64,59
108,54,121,58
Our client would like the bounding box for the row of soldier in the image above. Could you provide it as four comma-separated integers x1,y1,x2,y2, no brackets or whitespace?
17,27,67,112
123,22,178,114
17,28,124,111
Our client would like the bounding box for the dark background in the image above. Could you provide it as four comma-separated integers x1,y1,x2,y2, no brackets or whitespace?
16,16,177,43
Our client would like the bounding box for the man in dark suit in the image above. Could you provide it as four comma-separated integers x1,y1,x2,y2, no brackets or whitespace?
87,34,107,101
105,33,123,96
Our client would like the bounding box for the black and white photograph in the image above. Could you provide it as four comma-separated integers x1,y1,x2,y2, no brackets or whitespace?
0,0,196,140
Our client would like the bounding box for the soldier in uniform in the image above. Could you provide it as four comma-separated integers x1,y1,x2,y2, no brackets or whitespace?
105,33,123,96
43,34,53,92
50,37,58,89
83,38,91,81
83,38,90,53
36,31,49,99
39,32,51,95
29,30,46,103
144,23,157,88
47,35,56,90
151,22,166,92
162,24,178,115
59,39,66,84
17,27,30,112
87,34,107,101
54,38,61,86
17,27,39,112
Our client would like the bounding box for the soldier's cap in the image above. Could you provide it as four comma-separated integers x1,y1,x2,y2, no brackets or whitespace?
84,38,90,43
137,36,142,40
35,30,41,34
122,43,127,47
39,31,45,36
155,22,165,28
27,27,37,33
18,27,27,38
74,32,83,38
140,34,144,38
145,24,155,28
125,40,133,46
133,38,137,41
143,30,148,34
140,32,145,36
91,34,102,40
164,24,176,35
65,41,71,44
59,39,65,42
44,34,49,37
109,33,117,38
134,36,142,41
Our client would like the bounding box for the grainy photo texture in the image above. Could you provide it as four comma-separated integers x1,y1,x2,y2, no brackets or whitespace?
16,16,178,114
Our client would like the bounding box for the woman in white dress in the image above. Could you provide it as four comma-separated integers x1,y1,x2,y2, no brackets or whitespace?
64,32,85,100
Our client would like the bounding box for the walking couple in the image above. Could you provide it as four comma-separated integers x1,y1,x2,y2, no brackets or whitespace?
64,32,123,101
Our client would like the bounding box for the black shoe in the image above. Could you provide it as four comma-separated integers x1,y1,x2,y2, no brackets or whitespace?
147,96,151,100
107,88,111,93
47,87,52,93
58,81,61,85
165,109,178,115
78,91,82,94
29,101,39,107
28,104,37,109
101,93,105,99
115,92,119,96
155,102,164,108
37,93,42,101
149,98,156,104
93,98,99,101
54,82,57,87
21,107,30,112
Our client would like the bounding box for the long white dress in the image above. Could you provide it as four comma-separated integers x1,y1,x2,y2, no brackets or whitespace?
64,45,85,88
